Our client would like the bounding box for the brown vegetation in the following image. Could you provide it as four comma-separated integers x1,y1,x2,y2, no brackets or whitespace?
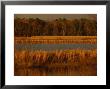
14,36,96,44
14,17,97,76
14,18,97,36
14,49,97,76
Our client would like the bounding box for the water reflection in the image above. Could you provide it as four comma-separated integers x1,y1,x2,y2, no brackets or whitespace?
14,65,96,76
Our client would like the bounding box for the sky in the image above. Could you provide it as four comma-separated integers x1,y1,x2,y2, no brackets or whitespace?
14,14,97,21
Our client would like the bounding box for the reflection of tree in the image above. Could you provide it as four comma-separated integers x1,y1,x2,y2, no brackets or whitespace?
14,17,97,36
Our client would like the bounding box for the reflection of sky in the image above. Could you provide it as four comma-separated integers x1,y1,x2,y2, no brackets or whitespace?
14,14,97,21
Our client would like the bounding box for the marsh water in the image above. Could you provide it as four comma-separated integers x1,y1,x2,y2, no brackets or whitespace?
15,65,97,76
15,44,96,51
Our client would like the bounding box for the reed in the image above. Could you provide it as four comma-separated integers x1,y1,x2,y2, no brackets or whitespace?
14,49,97,76
14,36,97,44
14,49,97,68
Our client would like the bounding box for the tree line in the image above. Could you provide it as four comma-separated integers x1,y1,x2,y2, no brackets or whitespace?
14,17,97,37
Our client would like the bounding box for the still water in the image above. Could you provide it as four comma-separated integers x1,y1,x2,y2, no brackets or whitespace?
15,65,97,76
15,44,96,51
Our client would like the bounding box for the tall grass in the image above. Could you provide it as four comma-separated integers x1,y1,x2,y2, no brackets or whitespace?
14,49,97,76
14,49,97,68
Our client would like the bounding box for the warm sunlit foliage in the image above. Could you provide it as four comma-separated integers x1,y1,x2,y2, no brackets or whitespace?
14,49,97,76
15,36,96,44
14,49,96,67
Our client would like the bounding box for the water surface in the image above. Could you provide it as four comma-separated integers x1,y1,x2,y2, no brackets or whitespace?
15,44,96,51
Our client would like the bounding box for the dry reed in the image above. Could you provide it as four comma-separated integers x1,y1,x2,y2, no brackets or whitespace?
14,49,97,68
14,36,97,44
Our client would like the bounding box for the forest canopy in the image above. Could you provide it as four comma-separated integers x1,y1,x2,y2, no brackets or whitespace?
14,18,97,37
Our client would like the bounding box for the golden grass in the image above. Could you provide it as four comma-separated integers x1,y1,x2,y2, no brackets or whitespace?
14,49,97,76
14,36,97,44
14,49,97,68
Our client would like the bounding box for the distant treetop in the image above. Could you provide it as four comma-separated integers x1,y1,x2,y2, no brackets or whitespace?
14,18,97,36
